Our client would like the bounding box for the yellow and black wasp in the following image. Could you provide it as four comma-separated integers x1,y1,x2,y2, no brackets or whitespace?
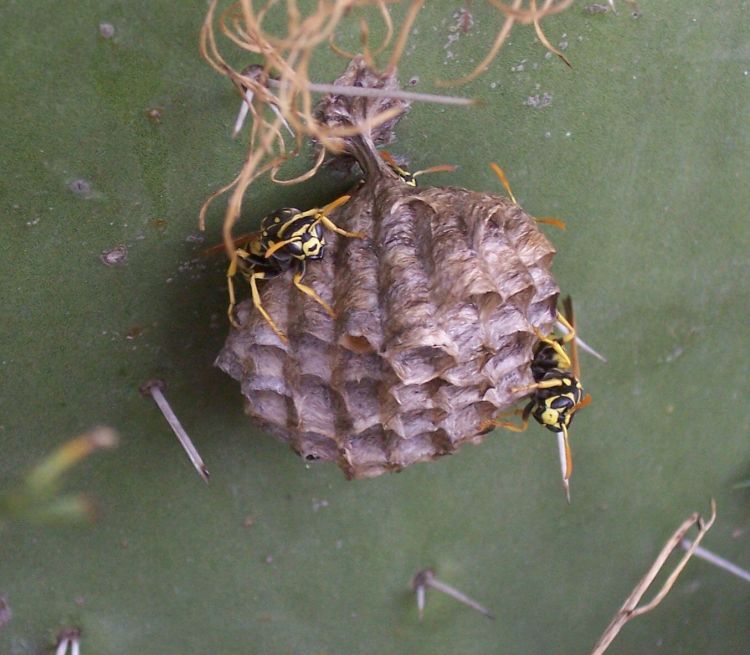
482,297,591,502
379,150,455,186
224,194,363,341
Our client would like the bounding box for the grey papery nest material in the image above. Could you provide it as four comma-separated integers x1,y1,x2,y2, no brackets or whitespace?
216,58,559,478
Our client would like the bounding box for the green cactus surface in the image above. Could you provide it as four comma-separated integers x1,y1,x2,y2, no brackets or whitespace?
1,2,749,653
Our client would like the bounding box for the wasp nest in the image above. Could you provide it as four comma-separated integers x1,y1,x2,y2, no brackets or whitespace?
216,58,559,479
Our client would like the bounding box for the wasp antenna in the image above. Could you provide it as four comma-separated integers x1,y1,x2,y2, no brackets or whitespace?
412,164,457,178
319,194,351,214
536,216,567,230
379,150,398,167
379,151,413,183
489,163,517,205
202,231,261,258
264,237,297,259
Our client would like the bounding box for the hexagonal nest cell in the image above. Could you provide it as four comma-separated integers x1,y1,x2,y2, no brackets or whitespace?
216,58,560,478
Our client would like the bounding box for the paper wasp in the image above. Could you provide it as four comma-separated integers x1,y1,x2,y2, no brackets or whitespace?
379,151,455,186
481,297,591,502
223,194,362,341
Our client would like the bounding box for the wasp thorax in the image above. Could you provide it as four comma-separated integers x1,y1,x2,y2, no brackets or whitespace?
216,58,561,478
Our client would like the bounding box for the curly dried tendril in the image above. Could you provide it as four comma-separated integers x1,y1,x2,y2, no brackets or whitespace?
438,0,574,86
199,0,574,257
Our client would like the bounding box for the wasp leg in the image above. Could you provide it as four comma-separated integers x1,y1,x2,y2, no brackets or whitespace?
226,250,246,329
203,231,261,258
248,270,288,342
294,194,352,221
315,212,365,239
263,236,299,259
292,196,364,239
532,326,572,370
555,312,577,345
511,377,567,395
297,195,367,239
292,262,336,318
574,394,592,411
479,403,532,433
413,164,457,178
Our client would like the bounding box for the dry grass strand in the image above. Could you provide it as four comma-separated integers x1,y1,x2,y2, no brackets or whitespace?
199,0,573,257
590,500,718,655
438,0,573,86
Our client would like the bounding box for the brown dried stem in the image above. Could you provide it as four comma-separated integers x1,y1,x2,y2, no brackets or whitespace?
590,499,718,655
199,0,574,257
438,0,574,86
384,0,423,75
199,0,452,258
